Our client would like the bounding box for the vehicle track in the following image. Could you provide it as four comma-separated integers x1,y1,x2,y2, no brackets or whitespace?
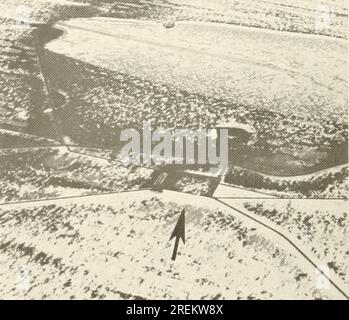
1,21,348,300
0,188,347,299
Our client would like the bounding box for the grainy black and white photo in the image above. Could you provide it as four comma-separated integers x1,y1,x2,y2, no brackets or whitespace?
0,0,348,301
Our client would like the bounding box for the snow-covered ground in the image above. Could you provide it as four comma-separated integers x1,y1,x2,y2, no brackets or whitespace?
240,199,349,287
0,0,347,301
47,18,347,121
0,191,347,299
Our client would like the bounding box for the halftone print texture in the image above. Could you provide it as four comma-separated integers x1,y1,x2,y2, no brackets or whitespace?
0,0,348,300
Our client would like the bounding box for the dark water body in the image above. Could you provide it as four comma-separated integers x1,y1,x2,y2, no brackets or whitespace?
233,145,348,177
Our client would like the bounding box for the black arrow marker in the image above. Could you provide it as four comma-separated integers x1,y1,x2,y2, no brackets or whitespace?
169,209,185,261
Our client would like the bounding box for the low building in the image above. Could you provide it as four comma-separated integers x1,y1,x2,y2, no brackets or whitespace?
216,120,256,145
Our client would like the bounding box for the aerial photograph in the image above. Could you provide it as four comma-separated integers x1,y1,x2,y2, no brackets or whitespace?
0,0,348,301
